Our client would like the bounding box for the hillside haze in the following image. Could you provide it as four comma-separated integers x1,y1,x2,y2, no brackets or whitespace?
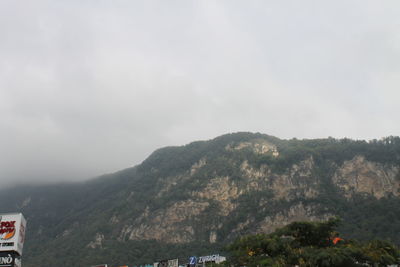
1,132,400,266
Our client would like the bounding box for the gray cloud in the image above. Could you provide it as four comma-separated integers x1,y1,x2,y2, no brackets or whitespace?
1,1,400,186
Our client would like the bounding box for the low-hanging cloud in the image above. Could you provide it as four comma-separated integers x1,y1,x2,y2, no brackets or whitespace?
1,1,400,186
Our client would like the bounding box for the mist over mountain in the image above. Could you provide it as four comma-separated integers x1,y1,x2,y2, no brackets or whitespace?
2,1,400,188
0,132,399,266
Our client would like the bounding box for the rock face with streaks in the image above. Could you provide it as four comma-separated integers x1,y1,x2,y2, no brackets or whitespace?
107,136,400,245
1,132,400,267
333,156,400,199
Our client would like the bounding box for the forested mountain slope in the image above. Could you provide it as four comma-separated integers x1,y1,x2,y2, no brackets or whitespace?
0,132,399,266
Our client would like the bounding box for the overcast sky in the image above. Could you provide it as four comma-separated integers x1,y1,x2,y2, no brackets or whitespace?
1,1,400,186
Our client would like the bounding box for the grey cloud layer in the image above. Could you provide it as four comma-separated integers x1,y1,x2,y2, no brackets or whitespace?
1,1,400,186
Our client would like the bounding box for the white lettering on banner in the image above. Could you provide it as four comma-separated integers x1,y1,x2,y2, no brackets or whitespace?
199,255,217,263
0,254,13,264
198,254,226,264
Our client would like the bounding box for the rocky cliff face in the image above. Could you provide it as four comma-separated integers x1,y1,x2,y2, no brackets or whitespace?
112,144,318,244
102,138,400,246
333,155,400,199
1,132,400,266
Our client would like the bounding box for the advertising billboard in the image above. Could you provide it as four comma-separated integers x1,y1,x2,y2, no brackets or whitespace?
154,259,178,267
0,251,21,267
198,255,226,264
0,214,27,256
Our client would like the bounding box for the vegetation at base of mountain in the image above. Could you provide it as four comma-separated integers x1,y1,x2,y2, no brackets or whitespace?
223,218,400,267
25,239,222,267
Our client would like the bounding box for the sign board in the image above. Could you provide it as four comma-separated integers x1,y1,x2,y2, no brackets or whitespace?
189,256,197,266
0,214,26,256
168,259,178,267
198,255,226,264
0,251,21,267
154,259,178,267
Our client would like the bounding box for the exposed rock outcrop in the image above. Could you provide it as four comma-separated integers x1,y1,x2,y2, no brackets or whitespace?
87,233,105,249
333,156,400,199
257,202,332,234
226,139,279,156
120,200,209,243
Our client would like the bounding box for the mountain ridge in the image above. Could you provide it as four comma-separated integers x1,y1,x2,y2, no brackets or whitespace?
0,132,399,266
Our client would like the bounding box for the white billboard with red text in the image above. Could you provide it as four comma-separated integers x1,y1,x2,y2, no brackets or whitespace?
0,213,26,255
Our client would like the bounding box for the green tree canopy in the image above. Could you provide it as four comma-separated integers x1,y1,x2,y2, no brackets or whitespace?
224,218,399,267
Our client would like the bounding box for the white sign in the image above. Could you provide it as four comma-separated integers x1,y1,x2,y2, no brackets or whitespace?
154,258,178,267
198,255,226,264
0,213,27,256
